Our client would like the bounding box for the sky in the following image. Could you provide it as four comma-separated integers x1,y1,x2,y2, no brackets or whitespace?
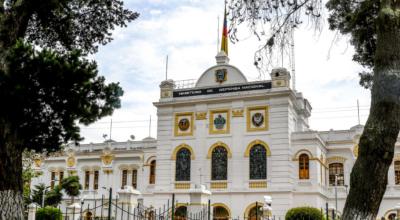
79,0,371,143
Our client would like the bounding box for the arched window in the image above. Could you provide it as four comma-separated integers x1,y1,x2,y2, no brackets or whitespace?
299,154,310,179
249,144,267,180
247,205,263,220
175,148,191,181
213,206,230,220
121,169,128,188
212,146,228,180
149,160,156,184
174,206,187,220
329,163,344,186
395,161,400,185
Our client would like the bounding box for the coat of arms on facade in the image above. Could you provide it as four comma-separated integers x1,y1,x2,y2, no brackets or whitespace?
215,69,227,83
252,112,264,127
178,118,190,131
214,114,226,129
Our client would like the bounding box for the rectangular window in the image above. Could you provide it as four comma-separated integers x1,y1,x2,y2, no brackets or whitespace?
50,172,56,189
132,170,137,189
59,171,64,185
122,170,128,188
395,161,400,185
84,171,90,190
93,170,99,190
329,163,344,186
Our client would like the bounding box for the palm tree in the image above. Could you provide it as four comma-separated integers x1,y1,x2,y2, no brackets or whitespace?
61,176,82,204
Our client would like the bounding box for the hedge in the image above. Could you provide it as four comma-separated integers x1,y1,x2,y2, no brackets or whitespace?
285,207,324,220
36,206,63,220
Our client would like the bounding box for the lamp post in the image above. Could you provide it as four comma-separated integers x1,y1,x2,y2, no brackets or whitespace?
41,179,58,207
334,174,338,213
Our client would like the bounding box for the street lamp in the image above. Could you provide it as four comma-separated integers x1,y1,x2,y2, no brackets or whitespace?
41,178,58,207
334,174,338,213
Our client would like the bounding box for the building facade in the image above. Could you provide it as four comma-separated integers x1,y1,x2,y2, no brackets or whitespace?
31,51,400,220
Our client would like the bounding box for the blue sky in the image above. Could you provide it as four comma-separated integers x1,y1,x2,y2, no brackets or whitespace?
79,0,371,143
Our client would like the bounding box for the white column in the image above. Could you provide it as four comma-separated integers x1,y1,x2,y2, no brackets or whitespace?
117,186,141,210
28,203,38,220
67,203,81,220
188,185,211,215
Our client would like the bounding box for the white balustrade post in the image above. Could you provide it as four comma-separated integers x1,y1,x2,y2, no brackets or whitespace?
28,203,38,220
188,185,211,216
67,203,81,220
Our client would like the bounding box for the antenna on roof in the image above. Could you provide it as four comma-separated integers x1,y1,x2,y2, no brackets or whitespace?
109,118,113,140
149,115,152,137
357,100,361,125
165,55,169,80
290,18,296,91
217,16,220,53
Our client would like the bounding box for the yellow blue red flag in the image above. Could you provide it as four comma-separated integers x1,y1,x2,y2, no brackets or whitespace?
221,4,228,55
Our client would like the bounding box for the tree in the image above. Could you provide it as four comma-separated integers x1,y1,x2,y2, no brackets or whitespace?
0,1,138,219
44,185,63,207
228,0,400,219
30,183,46,206
60,175,81,204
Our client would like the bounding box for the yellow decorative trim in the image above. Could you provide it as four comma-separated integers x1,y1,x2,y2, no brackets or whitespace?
293,149,314,160
103,169,113,175
66,156,76,167
207,141,232,159
174,112,194,137
232,109,244,117
211,182,228,189
244,140,271,157
175,182,190,189
33,158,42,168
209,109,230,135
171,144,195,160
246,106,269,132
249,181,267,188
196,112,207,120
244,202,264,218
353,144,359,157
101,153,114,166
327,156,347,164
211,203,231,217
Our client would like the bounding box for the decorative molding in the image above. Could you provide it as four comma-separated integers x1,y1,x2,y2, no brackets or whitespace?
209,109,230,135
66,156,76,168
293,149,314,160
101,152,114,166
175,182,190,189
174,112,194,137
232,109,244,117
246,106,269,132
33,158,42,168
207,141,232,159
353,144,359,158
195,112,207,120
249,181,267,188
210,182,228,189
326,156,347,164
244,140,271,157
171,144,195,160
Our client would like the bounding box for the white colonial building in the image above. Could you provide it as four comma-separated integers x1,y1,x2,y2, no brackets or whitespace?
31,51,400,220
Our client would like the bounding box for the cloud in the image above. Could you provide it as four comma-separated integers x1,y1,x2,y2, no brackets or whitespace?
79,0,371,143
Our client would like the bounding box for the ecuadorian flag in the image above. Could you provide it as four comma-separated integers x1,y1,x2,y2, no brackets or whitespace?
221,4,228,55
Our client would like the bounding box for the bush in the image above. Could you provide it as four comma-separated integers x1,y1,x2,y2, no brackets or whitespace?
36,206,63,220
285,207,324,220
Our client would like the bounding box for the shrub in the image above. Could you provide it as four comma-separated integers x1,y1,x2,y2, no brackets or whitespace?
285,207,324,220
36,206,63,220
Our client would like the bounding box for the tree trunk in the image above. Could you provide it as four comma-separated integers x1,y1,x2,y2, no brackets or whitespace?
342,1,400,219
0,123,24,219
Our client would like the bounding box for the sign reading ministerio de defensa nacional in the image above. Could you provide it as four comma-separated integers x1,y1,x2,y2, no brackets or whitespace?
173,82,271,98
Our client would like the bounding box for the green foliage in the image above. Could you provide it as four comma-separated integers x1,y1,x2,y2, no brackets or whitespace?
2,41,124,152
36,206,63,220
31,183,47,206
44,185,63,207
285,207,324,220
61,175,82,198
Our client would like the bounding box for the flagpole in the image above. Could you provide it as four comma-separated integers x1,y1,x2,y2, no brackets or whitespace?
217,16,220,53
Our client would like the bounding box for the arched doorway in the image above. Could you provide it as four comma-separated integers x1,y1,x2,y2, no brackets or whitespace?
247,205,263,220
84,211,93,220
388,213,396,220
213,205,230,220
175,206,187,220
